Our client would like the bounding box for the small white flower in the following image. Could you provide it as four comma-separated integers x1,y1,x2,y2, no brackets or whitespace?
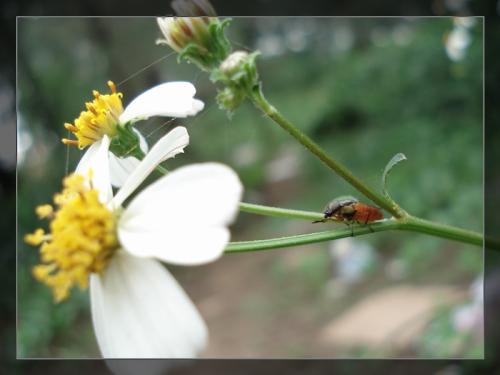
34,126,243,358
66,81,204,187
89,129,241,358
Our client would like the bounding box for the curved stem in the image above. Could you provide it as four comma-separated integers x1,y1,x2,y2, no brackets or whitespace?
248,85,406,219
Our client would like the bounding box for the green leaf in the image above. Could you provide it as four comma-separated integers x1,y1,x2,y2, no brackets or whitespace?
382,152,407,197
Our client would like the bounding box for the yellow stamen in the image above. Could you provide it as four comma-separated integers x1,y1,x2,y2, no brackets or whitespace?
64,123,78,133
25,228,46,246
36,204,54,219
61,139,79,146
63,81,124,149
107,80,117,93
25,173,119,302
86,102,98,116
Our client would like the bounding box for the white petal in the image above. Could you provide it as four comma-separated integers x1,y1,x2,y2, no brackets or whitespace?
90,251,207,358
119,82,205,124
119,227,230,266
157,17,175,42
118,163,243,265
75,136,112,203
108,129,149,188
111,126,189,208
108,154,141,189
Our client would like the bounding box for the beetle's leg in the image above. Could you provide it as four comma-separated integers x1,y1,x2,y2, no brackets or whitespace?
364,212,375,232
350,222,357,237
340,221,353,236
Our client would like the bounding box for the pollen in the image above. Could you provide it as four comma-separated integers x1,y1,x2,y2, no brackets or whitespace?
25,173,119,302
62,81,124,149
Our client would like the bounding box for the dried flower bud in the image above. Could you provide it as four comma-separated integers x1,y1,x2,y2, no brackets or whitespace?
171,0,217,17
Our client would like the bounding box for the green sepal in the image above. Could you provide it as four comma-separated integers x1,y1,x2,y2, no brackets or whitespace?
176,18,232,72
207,18,232,62
109,123,144,159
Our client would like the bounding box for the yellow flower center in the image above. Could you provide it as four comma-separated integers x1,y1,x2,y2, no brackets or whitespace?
25,173,119,302
62,81,124,149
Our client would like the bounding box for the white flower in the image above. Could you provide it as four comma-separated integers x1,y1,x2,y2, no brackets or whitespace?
445,25,472,62
75,126,243,357
66,81,204,187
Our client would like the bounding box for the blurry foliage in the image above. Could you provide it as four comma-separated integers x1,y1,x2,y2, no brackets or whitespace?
269,249,330,295
418,306,483,358
17,17,482,358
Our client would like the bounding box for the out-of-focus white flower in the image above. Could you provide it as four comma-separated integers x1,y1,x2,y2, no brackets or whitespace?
445,27,471,62
328,238,377,284
444,18,475,62
451,275,483,336
265,147,301,183
26,126,243,358
452,302,482,333
64,81,204,187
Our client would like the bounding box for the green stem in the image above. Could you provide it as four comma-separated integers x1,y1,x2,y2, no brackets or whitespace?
239,202,323,221
226,220,400,253
403,215,494,248
156,164,169,175
225,215,500,252
248,85,406,219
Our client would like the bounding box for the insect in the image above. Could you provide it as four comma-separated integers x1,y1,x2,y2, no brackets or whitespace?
313,196,383,235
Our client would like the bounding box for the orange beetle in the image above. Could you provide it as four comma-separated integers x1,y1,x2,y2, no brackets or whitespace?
313,197,383,233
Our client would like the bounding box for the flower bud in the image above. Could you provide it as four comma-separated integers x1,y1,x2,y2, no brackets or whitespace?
219,51,250,78
211,50,260,113
216,87,245,113
216,50,259,87
156,17,231,72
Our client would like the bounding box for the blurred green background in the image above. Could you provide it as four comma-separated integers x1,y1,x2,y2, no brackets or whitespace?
17,17,483,358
